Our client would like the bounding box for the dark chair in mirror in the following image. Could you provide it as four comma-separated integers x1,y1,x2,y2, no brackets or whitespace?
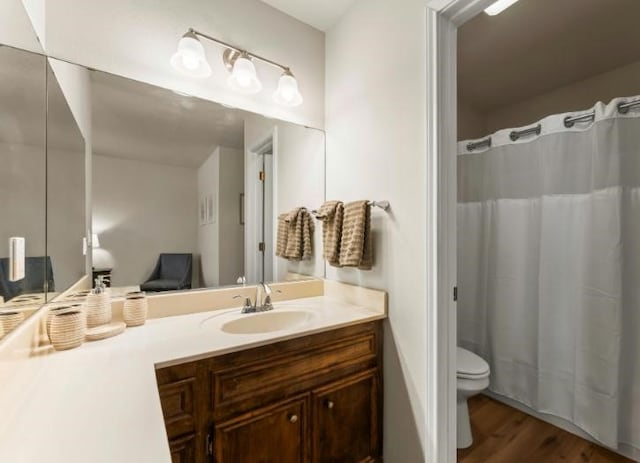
140,253,193,292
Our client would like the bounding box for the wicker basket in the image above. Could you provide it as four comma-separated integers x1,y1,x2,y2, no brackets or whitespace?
123,292,148,327
46,303,84,340
50,310,86,351
0,311,25,336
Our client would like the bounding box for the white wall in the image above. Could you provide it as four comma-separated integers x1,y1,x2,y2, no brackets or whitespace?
458,99,487,141
218,147,245,286
0,143,46,261
43,0,325,129
197,149,220,287
244,114,325,283
276,123,325,280
47,58,93,276
0,0,42,53
485,59,640,134
459,59,640,140
92,154,198,287
325,0,429,461
46,147,85,292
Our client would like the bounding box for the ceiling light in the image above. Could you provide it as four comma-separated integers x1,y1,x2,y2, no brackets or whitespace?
273,70,303,107
227,52,262,94
484,0,521,16
170,31,212,78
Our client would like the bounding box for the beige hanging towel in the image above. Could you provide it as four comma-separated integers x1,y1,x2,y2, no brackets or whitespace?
277,207,314,261
275,213,289,258
316,200,344,266
339,200,373,270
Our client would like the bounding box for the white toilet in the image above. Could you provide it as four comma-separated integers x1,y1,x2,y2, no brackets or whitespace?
456,347,490,449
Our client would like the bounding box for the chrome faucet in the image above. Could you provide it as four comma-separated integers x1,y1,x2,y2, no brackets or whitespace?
234,282,277,314
255,282,273,311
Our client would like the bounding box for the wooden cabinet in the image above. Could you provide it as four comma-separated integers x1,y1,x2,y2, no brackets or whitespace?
156,321,382,463
168,433,197,463
215,396,309,463
312,370,380,463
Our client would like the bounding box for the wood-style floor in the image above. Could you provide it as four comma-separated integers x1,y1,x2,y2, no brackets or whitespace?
457,395,634,463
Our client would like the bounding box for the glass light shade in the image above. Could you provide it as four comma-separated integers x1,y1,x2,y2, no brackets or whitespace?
484,0,521,15
273,72,303,107
170,34,212,78
227,56,262,94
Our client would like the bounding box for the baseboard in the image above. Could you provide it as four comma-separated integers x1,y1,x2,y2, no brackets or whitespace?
484,390,640,462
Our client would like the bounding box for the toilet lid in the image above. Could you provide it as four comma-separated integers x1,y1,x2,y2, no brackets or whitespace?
457,347,489,377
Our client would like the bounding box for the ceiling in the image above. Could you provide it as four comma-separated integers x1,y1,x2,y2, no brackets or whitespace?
0,46,245,169
259,0,357,31
0,46,46,147
0,46,81,154
458,0,640,112
0,0,43,54
91,71,245,168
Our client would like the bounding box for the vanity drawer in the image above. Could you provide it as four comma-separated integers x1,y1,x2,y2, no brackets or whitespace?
209,322,380,416
156,362,201,439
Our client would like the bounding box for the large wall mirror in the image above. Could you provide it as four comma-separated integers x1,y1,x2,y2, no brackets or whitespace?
0,37,324,344
0,48,86,339
87,68,325,295
0,46,48,329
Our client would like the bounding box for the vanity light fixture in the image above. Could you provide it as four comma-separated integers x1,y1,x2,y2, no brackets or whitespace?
226,51,262,94
274,69,303,107
484,0,521,15
171,28,303,106
170,30,212,78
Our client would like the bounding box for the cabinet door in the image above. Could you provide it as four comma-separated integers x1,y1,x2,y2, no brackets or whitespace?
169,433,197,463
215,396,308,463
312,370,380,463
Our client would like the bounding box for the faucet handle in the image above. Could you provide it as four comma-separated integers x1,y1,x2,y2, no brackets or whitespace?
233,295,255,313
262,295,274,311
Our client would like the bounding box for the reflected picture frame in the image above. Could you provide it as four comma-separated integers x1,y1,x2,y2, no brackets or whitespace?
199,196,207,226
206,192,215,224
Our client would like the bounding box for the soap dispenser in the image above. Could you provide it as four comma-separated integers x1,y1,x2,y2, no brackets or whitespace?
86,276,112,327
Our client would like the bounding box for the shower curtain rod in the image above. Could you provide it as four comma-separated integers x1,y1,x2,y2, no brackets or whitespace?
467,138,491,152
564,98,640,127
467,97,640,148
617,98,640,114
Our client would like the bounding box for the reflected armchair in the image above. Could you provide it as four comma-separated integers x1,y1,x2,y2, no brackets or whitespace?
0,256,55,302
140,253,192,292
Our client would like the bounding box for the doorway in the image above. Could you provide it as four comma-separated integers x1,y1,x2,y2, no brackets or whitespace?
440,0,640,461
246,133,275,284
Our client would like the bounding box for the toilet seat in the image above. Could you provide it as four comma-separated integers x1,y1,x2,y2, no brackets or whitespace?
457,347,489,379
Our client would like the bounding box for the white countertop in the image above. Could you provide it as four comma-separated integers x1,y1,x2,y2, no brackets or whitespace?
0,296,385,463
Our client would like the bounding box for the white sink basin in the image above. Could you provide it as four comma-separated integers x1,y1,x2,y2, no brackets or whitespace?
220,310,314,335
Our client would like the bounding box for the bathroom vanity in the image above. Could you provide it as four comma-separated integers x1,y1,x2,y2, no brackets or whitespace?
156,320,382,463
0,282,386,463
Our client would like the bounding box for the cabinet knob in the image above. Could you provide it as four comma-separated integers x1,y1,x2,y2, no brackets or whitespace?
325,400,335,409
288,414,298,423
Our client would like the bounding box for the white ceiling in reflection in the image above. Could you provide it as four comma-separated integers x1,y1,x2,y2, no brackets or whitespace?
0,0,43,54
0,46,46,147
91,71,245,168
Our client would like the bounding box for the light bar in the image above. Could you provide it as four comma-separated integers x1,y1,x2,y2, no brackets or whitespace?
484,0,521,16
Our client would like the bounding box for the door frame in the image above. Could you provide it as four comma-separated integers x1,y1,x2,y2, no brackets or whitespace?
245,129,276,284
425,1,497,461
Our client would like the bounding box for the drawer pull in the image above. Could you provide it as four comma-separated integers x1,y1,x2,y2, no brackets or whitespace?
325,400,335,409
288,414,298,423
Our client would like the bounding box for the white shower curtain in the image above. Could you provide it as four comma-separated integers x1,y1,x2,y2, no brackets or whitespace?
457,96,640,454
